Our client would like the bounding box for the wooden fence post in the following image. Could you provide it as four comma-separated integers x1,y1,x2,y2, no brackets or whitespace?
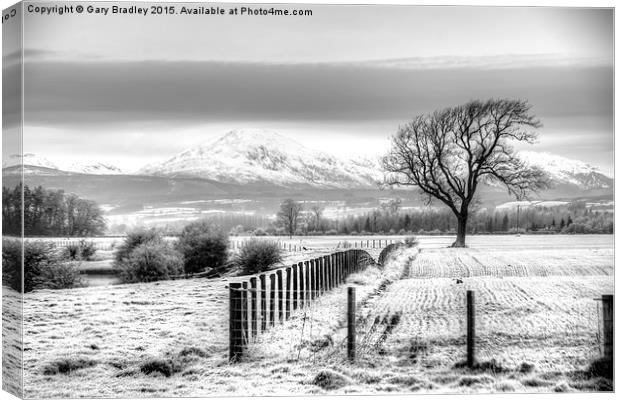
250,277,258,337
336,253,341,285
347,286,356,362
229,282,243,361
269,274,276,326
292,265,298,310
602,294,613,360
326,256,332,290
314,258,321,296
241,281,248,344
310,259,316,300
305,261,311,303
298,262,305,308
285,267,292,318
467,290,476,368
346,251,351,276
259,274,267,331
321,257,326,294
330,254,335,288
277,270,283,323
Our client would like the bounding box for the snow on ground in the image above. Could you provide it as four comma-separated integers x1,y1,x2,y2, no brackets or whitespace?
12,235,615,396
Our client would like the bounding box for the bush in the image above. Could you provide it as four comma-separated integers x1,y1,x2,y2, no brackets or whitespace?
118,242,184,283
234,239,282,275
230,225,245,236
252,228,268,236
3,239,84,292
2,238,22,291
62,240,97,261
404,236,419,246
34,261,85,290
177,220,228,274
114,228,163,264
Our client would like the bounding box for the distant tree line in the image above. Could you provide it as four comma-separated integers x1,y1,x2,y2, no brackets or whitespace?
2,184,106,236
226,199,612,236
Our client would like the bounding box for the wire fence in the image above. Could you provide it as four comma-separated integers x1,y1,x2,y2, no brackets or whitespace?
231,276,612,373
352,284,607,370
228,249,374,360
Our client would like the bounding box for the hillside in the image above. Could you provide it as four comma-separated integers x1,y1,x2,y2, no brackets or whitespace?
139,129,382,188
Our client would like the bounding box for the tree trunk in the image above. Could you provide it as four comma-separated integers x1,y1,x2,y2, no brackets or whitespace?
452,215,467,247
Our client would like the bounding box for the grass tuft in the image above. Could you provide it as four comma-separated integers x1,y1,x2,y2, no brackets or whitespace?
494,380,521,392
457,374,495,387
388,375,434,391
42,357,97,375
569,377,613,392
140,359,176,377
352,370,382,384
453,358,507,373
553,381,574,392
177,347,209,359
521,377,554,387
312,369,352,390
518,362,535,374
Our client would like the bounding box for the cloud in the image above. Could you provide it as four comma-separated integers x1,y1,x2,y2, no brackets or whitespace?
22,59,612,131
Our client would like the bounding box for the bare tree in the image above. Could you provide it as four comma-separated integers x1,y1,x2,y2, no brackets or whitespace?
380,198,402,216
382,99,549,247
310,204,324,232
277,199,304,238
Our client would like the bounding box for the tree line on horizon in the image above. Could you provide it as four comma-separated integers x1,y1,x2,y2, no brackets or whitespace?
265,198,613,237
2,184,106,237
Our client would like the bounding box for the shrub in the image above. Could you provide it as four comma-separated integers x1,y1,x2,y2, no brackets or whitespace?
62,240,97,261
33,262,85,290
252,228,268,236
404,236,419,246
177,220,228,274
118,242,184,283
234,239,282,275
78,240,97,260
230,225,245,236
64,243,81,260
2,238,22,291
114,228,163,264
3,239,83,292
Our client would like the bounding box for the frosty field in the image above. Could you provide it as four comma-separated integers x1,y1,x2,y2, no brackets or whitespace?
10,235,615,396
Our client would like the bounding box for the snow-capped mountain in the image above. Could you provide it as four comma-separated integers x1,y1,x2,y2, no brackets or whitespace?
139,129,383,188
60,162,123,175
2,153,58,170
2,153,123,175
517,151,613,190
138,129,613,192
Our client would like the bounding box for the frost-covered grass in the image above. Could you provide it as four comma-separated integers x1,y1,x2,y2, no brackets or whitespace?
15,235,614,396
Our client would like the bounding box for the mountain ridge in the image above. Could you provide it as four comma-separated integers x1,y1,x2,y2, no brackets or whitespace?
3,129,613,195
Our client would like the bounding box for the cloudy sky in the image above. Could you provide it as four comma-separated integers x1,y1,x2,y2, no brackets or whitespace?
3,3,613,174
